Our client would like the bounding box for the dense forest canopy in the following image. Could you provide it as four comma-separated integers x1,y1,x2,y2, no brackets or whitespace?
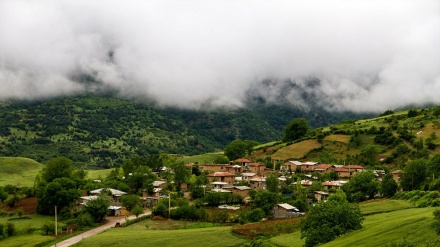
0,95,368,168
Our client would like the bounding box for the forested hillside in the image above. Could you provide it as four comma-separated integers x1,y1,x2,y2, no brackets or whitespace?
0,95,366,168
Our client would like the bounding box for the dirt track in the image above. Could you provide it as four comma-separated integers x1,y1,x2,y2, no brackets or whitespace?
52,210,151,247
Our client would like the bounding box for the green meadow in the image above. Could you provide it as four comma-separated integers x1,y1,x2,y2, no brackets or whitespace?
0,157,44,187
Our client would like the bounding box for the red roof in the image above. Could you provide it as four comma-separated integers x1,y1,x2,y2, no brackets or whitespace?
234,158,252,163
207,172,236,177
314,164,332,170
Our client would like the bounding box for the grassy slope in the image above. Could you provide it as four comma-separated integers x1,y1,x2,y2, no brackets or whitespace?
270,200,436,247
0,157,44,186
73,225,247,247
178,152,225,165
0,234,54,247
86,169,112,180
271,139,321,160
0,214,57,231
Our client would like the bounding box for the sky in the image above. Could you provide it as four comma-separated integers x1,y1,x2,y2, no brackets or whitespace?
0,0,439,112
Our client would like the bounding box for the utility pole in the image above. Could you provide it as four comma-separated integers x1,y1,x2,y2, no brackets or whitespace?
168,193,171,220
55,205,57,236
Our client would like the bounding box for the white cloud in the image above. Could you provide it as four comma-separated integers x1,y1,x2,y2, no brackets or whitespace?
0,0,438,112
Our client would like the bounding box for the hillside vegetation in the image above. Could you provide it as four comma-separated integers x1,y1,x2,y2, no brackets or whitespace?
0,157,44,187
253,107,440,168
0,95,365,168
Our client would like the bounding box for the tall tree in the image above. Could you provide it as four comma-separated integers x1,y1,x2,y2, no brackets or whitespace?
342,171,379,202
265,173,280,193
282,118,309,142
301,191,363,247
400,159,428,191
41,157,74,182
84,195,110,222
381,173,398,198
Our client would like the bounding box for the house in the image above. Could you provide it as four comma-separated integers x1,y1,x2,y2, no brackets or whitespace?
314,191,330,202
229,186,251,198
249,176,266,190
78,195,122,216
212,181,229,190
273,203,301,219
241,172,257,182
322,181,346,190
283,160,319,174
201,164,241,175
234,158,252,167
313,164,335,174
90,188,127,206
247,163,266,174
207,172,236,185
334,165,365,179
392,170,403,183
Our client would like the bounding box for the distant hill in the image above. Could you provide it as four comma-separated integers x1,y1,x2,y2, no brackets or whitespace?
0,95,368,168
251,107,440,167
0,157,44,187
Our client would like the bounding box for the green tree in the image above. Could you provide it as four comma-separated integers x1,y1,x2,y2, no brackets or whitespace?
41,157,74,182
359,145,379,167
36,177,80,215
84,195,110,222
224,140,258,160
121,194,141,211
131,205,144,218
265,173,280,193
282,118,309,142
172,161,190,191
245,208,265,222
301,191,363,247
252,190,279,216
381,174,398,198
400,159,428,191
342,171,379,202
213,155,229,164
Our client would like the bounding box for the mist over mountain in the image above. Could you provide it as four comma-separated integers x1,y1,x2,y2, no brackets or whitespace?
1,1,439,113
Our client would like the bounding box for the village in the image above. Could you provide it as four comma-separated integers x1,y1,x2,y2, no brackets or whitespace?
78,158,402,220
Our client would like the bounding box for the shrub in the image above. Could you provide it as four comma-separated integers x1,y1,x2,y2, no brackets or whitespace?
5,222,15,237
0,223,4,238
211,210,229,224
42,222,55,235
245,208,265,223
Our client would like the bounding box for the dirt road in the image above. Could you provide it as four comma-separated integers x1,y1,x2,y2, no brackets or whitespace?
52,211,151,247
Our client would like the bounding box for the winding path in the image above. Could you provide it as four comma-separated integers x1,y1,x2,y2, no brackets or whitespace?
52,210,151,247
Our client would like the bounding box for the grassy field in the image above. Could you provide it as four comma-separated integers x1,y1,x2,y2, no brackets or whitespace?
73,224,247,247
0,214,58,232
178,152,225,165
86,169,112,180
323,135,351,144
0,234,55,247
0,157,44,187
271,201,437,247
359,199,414,215
271,139,321,160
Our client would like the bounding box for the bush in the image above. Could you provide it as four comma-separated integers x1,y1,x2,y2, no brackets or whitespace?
42,222,55,235
245,208,265,223
211,210,229,224
5,222,15,237
0,223,4,238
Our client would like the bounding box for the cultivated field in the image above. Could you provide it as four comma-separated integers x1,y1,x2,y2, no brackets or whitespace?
271,139,321,160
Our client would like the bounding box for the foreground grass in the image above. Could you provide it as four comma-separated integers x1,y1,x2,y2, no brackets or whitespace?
0,234,54,247
0,157,44,186
359,199,414,215
272,206,438,247
74,225,247,247
322,207,438,247
0,214,57,231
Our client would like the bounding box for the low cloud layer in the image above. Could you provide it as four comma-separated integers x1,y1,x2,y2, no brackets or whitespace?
0,0,439,112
